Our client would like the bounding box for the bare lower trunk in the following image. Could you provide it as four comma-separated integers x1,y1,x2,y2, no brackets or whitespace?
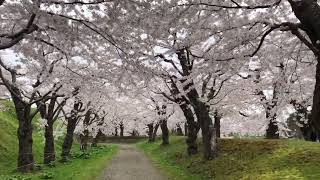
184,122,188,136
14,98,34,172
266,112,279,139
193,101,218,160
176,125,183,136
180,104,199,155
80,130,89,151
186,121,199,155
61,119,77,162
151,123,159,142
147,123,154,142
120,123,124,137
44,122,55,164
288,0,320,140
114,127,118,136
214,111,221,138
17,119,34,172
310,61,320,141
92,131,102,147
160,120,169,145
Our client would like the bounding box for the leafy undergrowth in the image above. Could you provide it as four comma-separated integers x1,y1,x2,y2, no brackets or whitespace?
137,136,320,180
0,100,118,179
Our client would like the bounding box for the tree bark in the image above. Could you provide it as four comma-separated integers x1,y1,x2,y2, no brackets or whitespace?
44,122,55,164
288,0,320,140
160,119,169,145
184,83,218,159
184,122,188,136
37,97,57,164
17,114,34,172
80,130,89,151
147,123,154,142
14,97,34,172
120,122,124,137
92,130,102,147
194,101,218,160
114,127,118,136
176,124,183,136
214,110,221,138
61,117,77,162
151,123,159,142
180,104,199,155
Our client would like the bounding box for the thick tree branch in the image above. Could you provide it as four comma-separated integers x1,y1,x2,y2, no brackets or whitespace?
177,0,282,10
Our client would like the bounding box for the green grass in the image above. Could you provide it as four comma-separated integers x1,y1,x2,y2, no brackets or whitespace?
0,100,118,179
137,136,320,180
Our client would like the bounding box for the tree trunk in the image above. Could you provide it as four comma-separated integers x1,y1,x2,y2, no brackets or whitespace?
176,124,183,136
120,123,124,137
193,98,218,160
160,120,169,145
114,127,118,136
44,122,55,164
186,85,218,160
288,0,320,139
14,98,34,172
195,102,218,160
266,111,280,139
184,122,188,136
151,123,160,142
147,123,154,142
179,104,199,155
80,130,89,151
310,60,320,141
92,130,102,147
61,118,77,162
214,111,221,138
17,117,34,172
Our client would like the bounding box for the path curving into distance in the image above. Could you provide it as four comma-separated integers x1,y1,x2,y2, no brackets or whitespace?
99,144,166,180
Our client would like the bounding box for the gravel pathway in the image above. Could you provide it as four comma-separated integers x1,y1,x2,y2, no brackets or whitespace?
99,144,167,180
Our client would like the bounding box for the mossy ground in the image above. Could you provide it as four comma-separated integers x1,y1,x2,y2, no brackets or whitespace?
0,100,118,179
137,136,320,180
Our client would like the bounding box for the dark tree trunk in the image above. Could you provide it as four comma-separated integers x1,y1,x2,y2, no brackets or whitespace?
120,123,124,137
14,98,34,172
184,122,188,136
214,110,221,138
289,0,320,139
176,124,183,136
151,123,160,142
185,84,218,159
114,127,118,136
61,118,77,162
194,102,218,160
80,130,89,151
17,115,34,172
160,120,169,145
179,104,199,155
174,49,218,160
92,130,102,147
44,122,55,164
147,123,154,142
265,111,280,139
310,60,320,140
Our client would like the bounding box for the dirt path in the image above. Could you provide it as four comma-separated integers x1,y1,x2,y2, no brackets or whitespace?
99,144,167,180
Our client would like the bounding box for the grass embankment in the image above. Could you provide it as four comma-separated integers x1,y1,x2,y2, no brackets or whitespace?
0,100,118,179
137,136,320,180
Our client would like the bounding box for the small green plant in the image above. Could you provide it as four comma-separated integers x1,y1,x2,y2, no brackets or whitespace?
71,151,91,159
0,175,31,180
39,172,54,179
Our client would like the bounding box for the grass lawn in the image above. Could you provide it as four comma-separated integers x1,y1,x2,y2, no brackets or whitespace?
0,100,118,180
137,136,320,180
